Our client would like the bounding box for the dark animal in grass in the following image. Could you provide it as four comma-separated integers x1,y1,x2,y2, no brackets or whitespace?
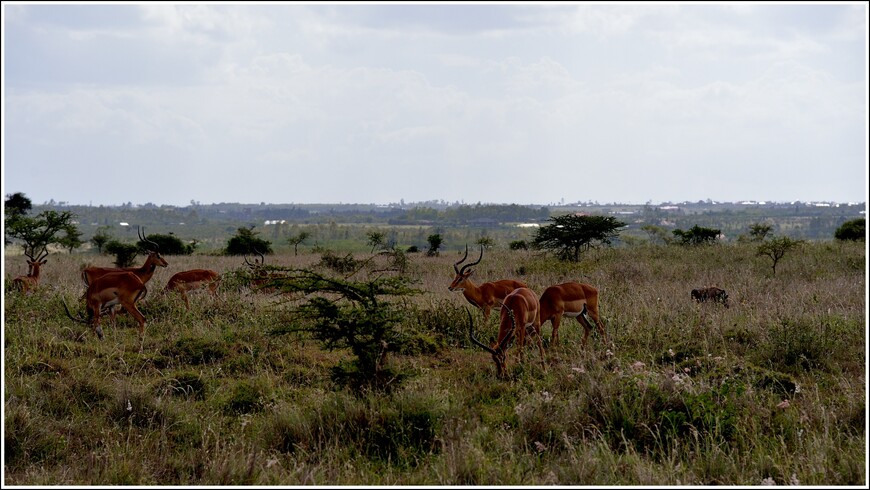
691,286,730,308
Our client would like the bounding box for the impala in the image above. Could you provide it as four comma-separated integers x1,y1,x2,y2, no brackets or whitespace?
63,271,148,341
448,245,527,322
244,249,279,293
469,287,546,378
81,226,168,286
164,269,221,309
12,249,48,294
244,248,266,269
538,282,609,348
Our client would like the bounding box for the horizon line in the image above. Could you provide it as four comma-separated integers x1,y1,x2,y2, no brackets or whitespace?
29,198,869,208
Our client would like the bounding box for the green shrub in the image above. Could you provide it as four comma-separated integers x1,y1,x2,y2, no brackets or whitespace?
361,391,444,464
225,227,272,256
4,405,69,470
260,391,444,467
164,337,227,365
759,319,836,374
317,249,360,274
509,240,529,250
834,218,865,241
140,233,195,255
221,380,268,415
272,270,420,393
407,299,470,349
162,371,209,399
588,374,744,458
672,225,721,246
104,240,140,267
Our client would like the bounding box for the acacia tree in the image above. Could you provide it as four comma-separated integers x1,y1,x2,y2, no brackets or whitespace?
58,227,84,253
672,225,721,246
5,194,79,258
90,226,113,253
366,230,386,253
641,224,672,245
267,269,419,393
748,223,773,242
288,231,311,255
756,236,803,276
4,192,32,219
532,214,626,262
476,236,494,250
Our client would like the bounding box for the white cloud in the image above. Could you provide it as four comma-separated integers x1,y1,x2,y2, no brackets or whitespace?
3,3,866,206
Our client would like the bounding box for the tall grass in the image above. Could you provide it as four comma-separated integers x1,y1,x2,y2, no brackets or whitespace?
3,241,866,485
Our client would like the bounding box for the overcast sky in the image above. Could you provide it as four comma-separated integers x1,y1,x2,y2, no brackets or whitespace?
2,2,868,207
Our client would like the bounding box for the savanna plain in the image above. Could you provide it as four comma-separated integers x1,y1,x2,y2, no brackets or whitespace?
3,240,867,485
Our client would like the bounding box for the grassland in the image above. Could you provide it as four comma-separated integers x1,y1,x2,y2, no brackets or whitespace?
3,241,867,485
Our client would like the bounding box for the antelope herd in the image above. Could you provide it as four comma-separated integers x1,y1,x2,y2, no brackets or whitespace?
8,226,221,347
8,233,731,377
450,244,730,378
454,245,616,378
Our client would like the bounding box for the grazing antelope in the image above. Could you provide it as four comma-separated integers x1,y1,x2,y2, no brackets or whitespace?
691,286,730,308
244,249,266,271
469,287,546,378
63,271,148,341
81,226,168,286
448,245,527,322
243,249,279,293
12,249,49,294
164,269,221,309
538,282,609,347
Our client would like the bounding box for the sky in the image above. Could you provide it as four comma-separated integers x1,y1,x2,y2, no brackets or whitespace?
2,2,868,207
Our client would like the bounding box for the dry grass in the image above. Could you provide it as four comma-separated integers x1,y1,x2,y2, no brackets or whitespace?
3,241,866,485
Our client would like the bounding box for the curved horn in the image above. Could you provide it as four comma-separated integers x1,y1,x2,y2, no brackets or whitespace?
459,245,484,275
62,298,87,325
23,246,40,262
245,249,266,268
467,308,499,356
454,245,469,274
138,226,160,252
36,247,49,262
22,247,39,274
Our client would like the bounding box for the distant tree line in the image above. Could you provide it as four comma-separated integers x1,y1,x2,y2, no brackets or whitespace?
8,196,866,255
388,204,550,226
